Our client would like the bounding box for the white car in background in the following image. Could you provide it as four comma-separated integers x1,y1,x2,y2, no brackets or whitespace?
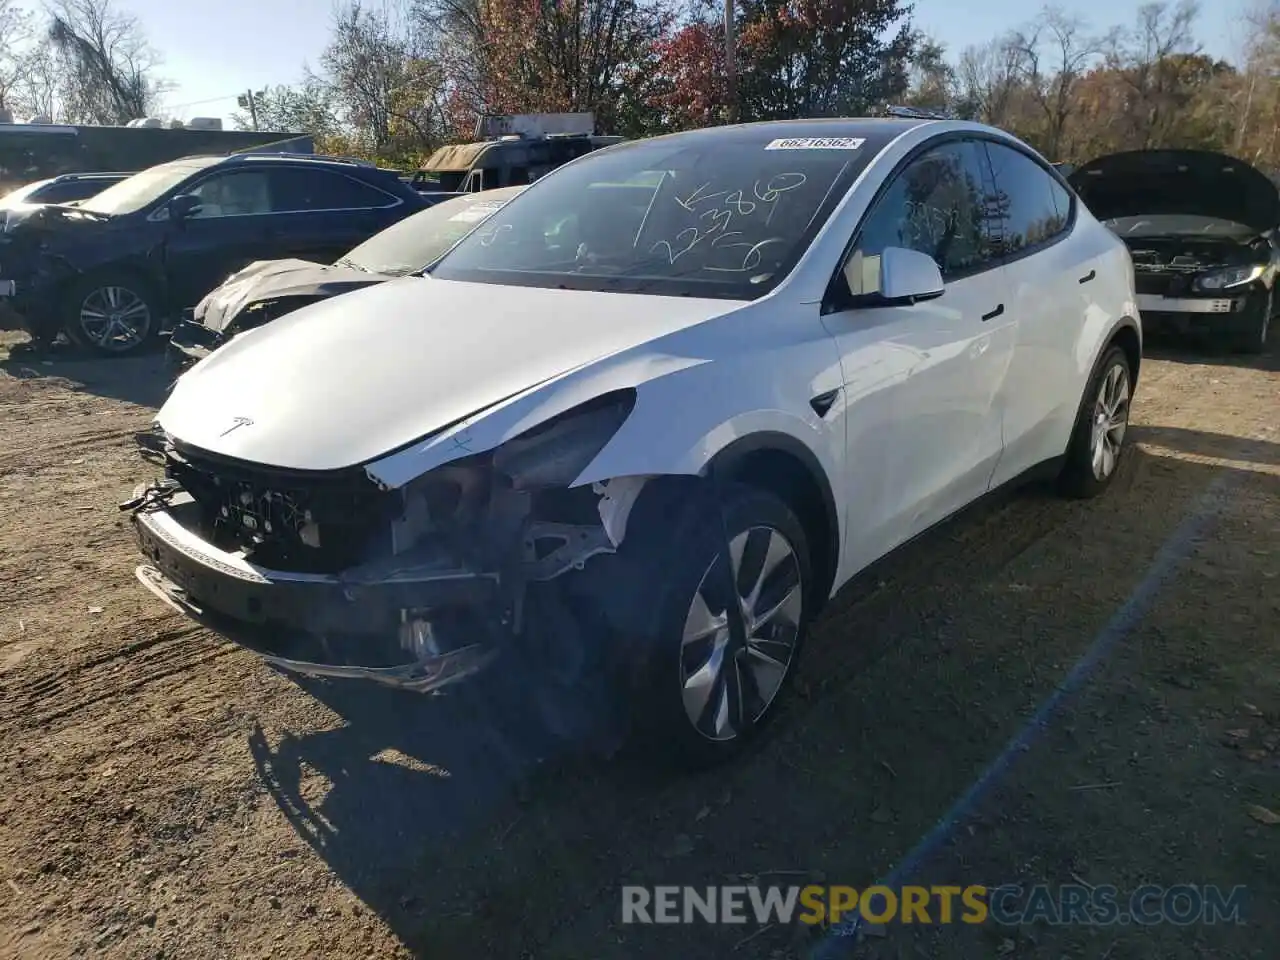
126,118,1140,768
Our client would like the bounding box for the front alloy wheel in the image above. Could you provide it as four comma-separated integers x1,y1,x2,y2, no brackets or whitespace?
623,481,813,768
1090,362,1130,481
74,283,154,354
680,525,804,741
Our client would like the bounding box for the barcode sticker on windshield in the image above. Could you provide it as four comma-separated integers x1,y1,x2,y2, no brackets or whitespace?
449,201,505,223
764,137,866,151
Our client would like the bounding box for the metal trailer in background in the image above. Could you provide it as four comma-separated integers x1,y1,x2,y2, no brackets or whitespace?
0,124,314,195
412,112,623,193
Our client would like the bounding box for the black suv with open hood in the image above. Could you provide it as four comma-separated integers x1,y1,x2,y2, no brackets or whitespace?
1069,149,1278,353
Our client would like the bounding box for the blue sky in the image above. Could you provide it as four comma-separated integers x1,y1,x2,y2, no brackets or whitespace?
135,0,1245,124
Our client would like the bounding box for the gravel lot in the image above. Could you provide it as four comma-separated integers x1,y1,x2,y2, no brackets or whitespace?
0,330,1276,960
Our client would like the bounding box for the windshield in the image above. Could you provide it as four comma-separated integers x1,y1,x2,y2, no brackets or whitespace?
341,187,523,275
0,180,45,207
429,134,876,299
78,158,215,215
1103,214,1258,239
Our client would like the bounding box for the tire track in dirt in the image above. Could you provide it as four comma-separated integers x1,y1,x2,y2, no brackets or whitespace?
0,426,141,471
0,623,236,730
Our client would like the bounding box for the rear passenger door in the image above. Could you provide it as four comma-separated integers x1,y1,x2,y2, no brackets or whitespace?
980,140,1092,486
265,167,407,264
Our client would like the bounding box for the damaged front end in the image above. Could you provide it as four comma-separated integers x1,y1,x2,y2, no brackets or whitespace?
123,389,648,694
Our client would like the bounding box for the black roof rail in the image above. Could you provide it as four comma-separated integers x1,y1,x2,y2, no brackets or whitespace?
50,171,134,180
883,104,953,121
225,151,376,168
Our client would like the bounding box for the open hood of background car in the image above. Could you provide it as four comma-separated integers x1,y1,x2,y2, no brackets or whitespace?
160,275,745,472
193,258,387,333
1068,149,1280,233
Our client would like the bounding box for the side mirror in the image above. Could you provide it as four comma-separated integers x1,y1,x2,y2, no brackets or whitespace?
876,246,944,304
169,193,202,221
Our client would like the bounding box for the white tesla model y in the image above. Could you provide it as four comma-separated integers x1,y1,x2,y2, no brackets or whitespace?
125,117,1140,767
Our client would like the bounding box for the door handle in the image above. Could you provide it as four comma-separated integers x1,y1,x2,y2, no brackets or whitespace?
1078,269,1096,284
981,304,1004,321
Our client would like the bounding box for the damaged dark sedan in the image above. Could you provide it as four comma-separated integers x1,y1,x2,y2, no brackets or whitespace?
1069,149,1279,353
168,186,523,367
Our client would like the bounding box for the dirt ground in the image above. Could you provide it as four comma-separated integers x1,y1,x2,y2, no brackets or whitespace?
0,329,1276,960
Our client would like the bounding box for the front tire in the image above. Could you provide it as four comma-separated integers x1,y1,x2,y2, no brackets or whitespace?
1058,345,1132,499
626,482,813,769
63,273,160,356
1230,290,1272,355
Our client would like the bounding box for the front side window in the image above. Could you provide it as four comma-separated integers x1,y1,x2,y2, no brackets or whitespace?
846,140,995,296
430,135,879,300
186,171,272,218
983,142,1071,255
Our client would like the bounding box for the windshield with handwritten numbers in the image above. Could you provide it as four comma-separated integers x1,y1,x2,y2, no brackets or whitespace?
428,136,881,299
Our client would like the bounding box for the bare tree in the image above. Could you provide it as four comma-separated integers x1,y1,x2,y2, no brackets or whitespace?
10,38,59,120
0,0,35,113
1107,0,1199,148
1011,7,1110,158
323,0,445,152
956,35,1028,127
46,0,166,124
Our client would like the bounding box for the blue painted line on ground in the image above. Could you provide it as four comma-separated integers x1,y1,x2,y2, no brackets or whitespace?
811,472,1236,959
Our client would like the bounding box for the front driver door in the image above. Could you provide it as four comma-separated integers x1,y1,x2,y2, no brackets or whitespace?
161,169,277,308
821,138,1017,574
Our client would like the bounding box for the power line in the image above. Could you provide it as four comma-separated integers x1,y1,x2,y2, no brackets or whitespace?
163,93,243,111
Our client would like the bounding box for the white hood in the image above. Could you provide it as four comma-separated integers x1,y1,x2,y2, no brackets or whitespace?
160,275,743,472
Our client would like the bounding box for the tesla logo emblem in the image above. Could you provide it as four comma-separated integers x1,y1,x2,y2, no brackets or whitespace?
219,416,254,437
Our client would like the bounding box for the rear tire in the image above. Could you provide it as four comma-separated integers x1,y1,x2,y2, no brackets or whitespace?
1058,345,1132,499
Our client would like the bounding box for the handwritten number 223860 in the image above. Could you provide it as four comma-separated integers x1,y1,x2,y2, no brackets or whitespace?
651,174,808,266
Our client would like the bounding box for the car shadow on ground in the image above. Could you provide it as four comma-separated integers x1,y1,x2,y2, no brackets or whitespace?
243,433,1280,958
0,333,173,409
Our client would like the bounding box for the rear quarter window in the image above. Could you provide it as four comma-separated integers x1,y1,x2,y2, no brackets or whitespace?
269,168,399,212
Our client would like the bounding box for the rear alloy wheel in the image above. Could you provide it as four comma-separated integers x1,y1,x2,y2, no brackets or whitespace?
1089,362,1130,483
67,279,157,355
1059,345,1132,499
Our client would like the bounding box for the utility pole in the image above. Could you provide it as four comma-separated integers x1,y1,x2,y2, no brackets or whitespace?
245,89,259,131
725,0,736,124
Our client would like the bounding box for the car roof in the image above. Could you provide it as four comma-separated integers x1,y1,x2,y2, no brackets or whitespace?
607,117,937,154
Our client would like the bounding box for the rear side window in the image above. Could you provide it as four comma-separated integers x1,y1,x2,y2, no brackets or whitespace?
33,179,112,203
269,168,398,212
850,139,998,291
982,142,1071,255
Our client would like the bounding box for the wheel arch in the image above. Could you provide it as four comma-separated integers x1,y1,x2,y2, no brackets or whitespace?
1108,316,1142,386
704,431,841,613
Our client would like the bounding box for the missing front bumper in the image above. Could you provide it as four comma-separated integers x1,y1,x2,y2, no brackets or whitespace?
130,489,507,693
